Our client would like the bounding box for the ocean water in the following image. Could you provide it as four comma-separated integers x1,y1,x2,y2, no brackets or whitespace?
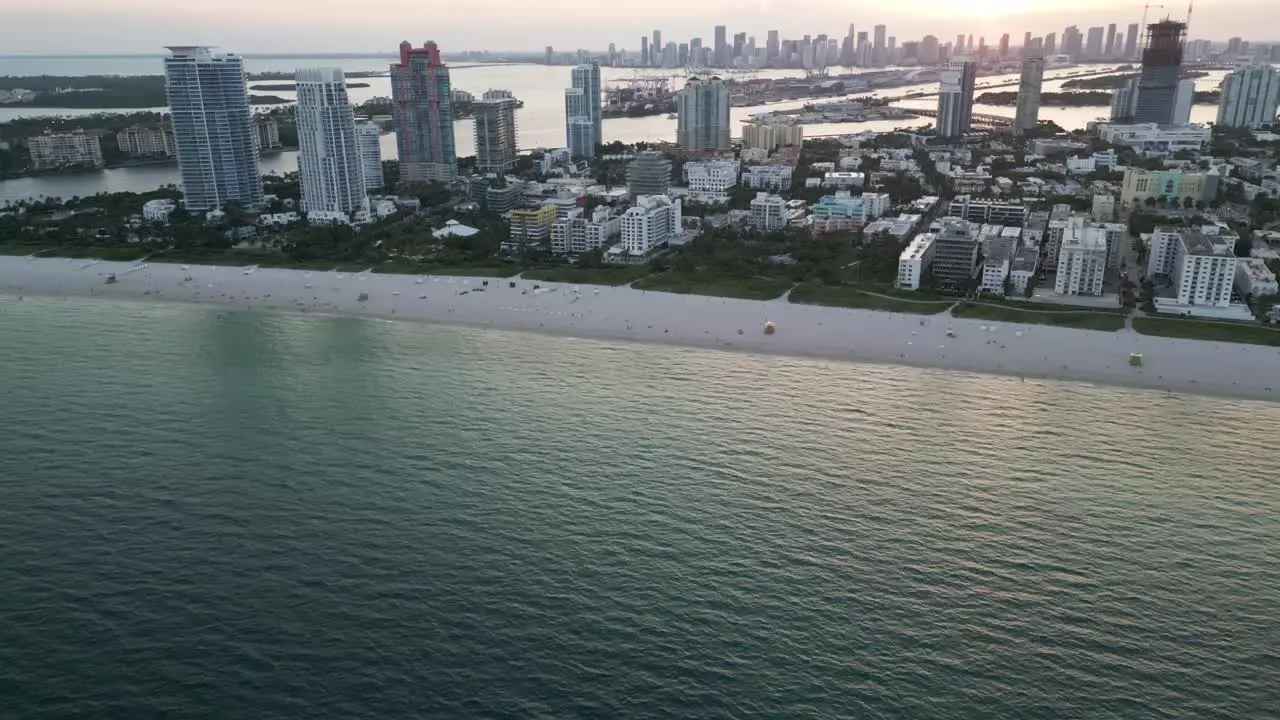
1,296,1277,719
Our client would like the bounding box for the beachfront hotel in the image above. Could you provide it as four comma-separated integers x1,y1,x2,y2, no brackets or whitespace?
163,46,263,211
896,233,936,290
1053,217,1107,297
930,218,980,286
1147,225,1238,309
390,41,457,184
294,67,367,216
621,195,682,256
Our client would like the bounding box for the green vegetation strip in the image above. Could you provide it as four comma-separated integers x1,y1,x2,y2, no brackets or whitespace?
520,265,652,286
952,303,1126,331
631,272,793,300
1132,316,1280,346
789,284,952,315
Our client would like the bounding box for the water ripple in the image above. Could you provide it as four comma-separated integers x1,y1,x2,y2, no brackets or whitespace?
1,297,1278,719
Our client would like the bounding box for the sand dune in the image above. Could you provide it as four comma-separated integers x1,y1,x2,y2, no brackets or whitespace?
3,256,1278,403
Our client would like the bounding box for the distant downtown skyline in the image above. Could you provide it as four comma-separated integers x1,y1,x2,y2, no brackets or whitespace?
6,0,1279,54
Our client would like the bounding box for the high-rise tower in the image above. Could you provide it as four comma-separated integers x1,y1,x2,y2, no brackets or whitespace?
1217,62,1280,129
355,122,383,191
936,58,977,138
1125,23,1140,59
564,63,601,160
473,99,518,173
676,77,730,150
1014,53,1046,135
294,67,366,215
163,46,263,211
390,41,457,184
1133,20,1187,125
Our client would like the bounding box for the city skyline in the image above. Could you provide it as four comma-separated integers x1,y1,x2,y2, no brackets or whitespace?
3,0,1279,53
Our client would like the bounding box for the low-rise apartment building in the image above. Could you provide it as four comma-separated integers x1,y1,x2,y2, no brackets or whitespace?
1147,225,1238,308
509,205,559,245
741,165,793,193
27,130,105,170
620,195,682,256
809,192,890,234
749,192,787,232
1053,217,1108,296
896,233,936,290
1235,257,1279,298
550,206,622,255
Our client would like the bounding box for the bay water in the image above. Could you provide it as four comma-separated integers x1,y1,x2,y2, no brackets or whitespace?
1,296,1277,718
0,57,1233,203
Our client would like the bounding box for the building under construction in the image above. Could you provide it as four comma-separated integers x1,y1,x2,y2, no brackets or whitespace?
1133,19,1187,125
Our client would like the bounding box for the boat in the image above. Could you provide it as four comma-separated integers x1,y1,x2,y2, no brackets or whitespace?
105,274,117,284
763,321,776,335
357,292,369,302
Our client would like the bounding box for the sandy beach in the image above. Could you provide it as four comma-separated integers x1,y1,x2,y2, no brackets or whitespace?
3,255,1279,402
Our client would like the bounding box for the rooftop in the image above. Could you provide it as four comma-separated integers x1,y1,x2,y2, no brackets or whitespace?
901,233,936,261
1011,247,1040,273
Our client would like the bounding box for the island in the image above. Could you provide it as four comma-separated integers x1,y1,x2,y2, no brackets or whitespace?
1061,70,1209,91
0,75,291,109
975,90,1222,107
249,82,371,92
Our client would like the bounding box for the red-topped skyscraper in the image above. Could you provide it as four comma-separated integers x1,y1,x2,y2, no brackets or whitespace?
390,41,457,185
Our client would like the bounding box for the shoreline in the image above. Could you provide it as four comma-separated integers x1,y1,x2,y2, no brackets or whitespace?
3,256,1279,404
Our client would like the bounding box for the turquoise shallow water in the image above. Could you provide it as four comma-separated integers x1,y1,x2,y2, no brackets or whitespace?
1,296,1278,719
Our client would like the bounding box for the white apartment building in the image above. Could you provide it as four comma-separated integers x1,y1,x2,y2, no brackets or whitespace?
749,192,787,231
142,199,177,224
980,241,1013,294
742,165,793,192
621,195,682,256
947,196,1029,226
950,169,992,193
1042,204,1074,271
1094,123,1211,157
1147,226,1237,308
881,157,919,173
550,207,622,255
1066,155,1097,174
165,46,263,210
26,130,105,170
1009,247,1040,294
896,233,936,290
116,124,173,157
294,67,367,215
1099,223,1127,268
355,122,383,190
1053,217,1107,296
863,213,923,240
1235,258,1279,297
822,171,865,189
684,161,740,197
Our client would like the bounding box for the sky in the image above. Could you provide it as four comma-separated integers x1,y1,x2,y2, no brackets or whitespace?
1,0,1276,54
